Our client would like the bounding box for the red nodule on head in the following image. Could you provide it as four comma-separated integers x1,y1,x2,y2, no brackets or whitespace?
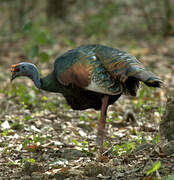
11,64,20,75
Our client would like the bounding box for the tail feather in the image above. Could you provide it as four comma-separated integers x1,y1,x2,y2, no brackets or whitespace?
123,69,163,96
134,70,163,87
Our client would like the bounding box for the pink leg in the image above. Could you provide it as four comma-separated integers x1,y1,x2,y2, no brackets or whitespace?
97,95,109,153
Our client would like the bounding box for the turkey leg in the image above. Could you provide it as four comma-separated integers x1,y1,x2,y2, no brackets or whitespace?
97,95,109,152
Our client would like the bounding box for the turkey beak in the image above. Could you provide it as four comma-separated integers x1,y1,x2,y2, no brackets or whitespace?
11,64,20,82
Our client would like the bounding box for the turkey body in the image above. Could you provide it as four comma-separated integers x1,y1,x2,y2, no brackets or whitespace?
50,44,161,110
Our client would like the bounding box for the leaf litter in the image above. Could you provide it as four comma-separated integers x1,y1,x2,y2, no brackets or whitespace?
0,38,174,179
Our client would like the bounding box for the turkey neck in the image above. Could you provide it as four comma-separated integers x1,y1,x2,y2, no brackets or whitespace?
40,72,67,93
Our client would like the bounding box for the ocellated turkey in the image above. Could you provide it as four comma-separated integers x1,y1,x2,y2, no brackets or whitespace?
11,44,163,152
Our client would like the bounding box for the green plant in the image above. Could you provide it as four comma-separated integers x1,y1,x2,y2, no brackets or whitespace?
146,161,161,176
80,115,91,122
157,106,165,115
138,85,151,99
24,115,32,121
21,157,36,166
41,96,56,111
2,130,12,137
11,122,24,130
136,133,148,144
113,142,135,155
7,84,38,108
83,2,121,38
23,20,54,62
152,133,160,144
22,134,47,149
71,138,95,155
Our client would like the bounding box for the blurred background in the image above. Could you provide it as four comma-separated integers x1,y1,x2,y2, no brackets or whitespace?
0,0,174,57
0,0,174,88
0,0,174,178
1,0,174,104
0,0,173,83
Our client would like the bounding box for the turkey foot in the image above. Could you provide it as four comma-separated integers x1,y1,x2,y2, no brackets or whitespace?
97,95,109,153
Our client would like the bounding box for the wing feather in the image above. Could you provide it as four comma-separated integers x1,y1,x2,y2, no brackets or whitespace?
94,45,163,87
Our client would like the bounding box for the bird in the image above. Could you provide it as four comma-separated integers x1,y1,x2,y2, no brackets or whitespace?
11,44,163,152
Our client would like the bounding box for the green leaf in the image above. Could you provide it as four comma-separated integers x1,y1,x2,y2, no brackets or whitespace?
29,44,39,59
23,21,32,33
41,96,48,101
28,158,35,164
36,32,48,45
146,161,161,176
22,139,31,148
63,38,75,47
82,140,89,145
153,133,160,144
72,139,78,146
139,88,145,99
21,158,25,166
39,52,50,62
2,130,9,136
24,115,32,121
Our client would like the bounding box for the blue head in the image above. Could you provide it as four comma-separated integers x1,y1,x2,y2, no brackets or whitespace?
11,62,41,88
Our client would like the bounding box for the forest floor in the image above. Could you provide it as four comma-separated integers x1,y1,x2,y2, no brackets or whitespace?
0,37,174,180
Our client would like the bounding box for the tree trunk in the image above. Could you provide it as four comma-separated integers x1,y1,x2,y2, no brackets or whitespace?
162,0,173,36
46,0,69,19
160,97,174,141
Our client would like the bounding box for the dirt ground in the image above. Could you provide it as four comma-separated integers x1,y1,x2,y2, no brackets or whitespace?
0,37,174,179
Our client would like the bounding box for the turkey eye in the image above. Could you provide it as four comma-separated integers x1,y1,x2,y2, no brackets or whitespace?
22,66,25,69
